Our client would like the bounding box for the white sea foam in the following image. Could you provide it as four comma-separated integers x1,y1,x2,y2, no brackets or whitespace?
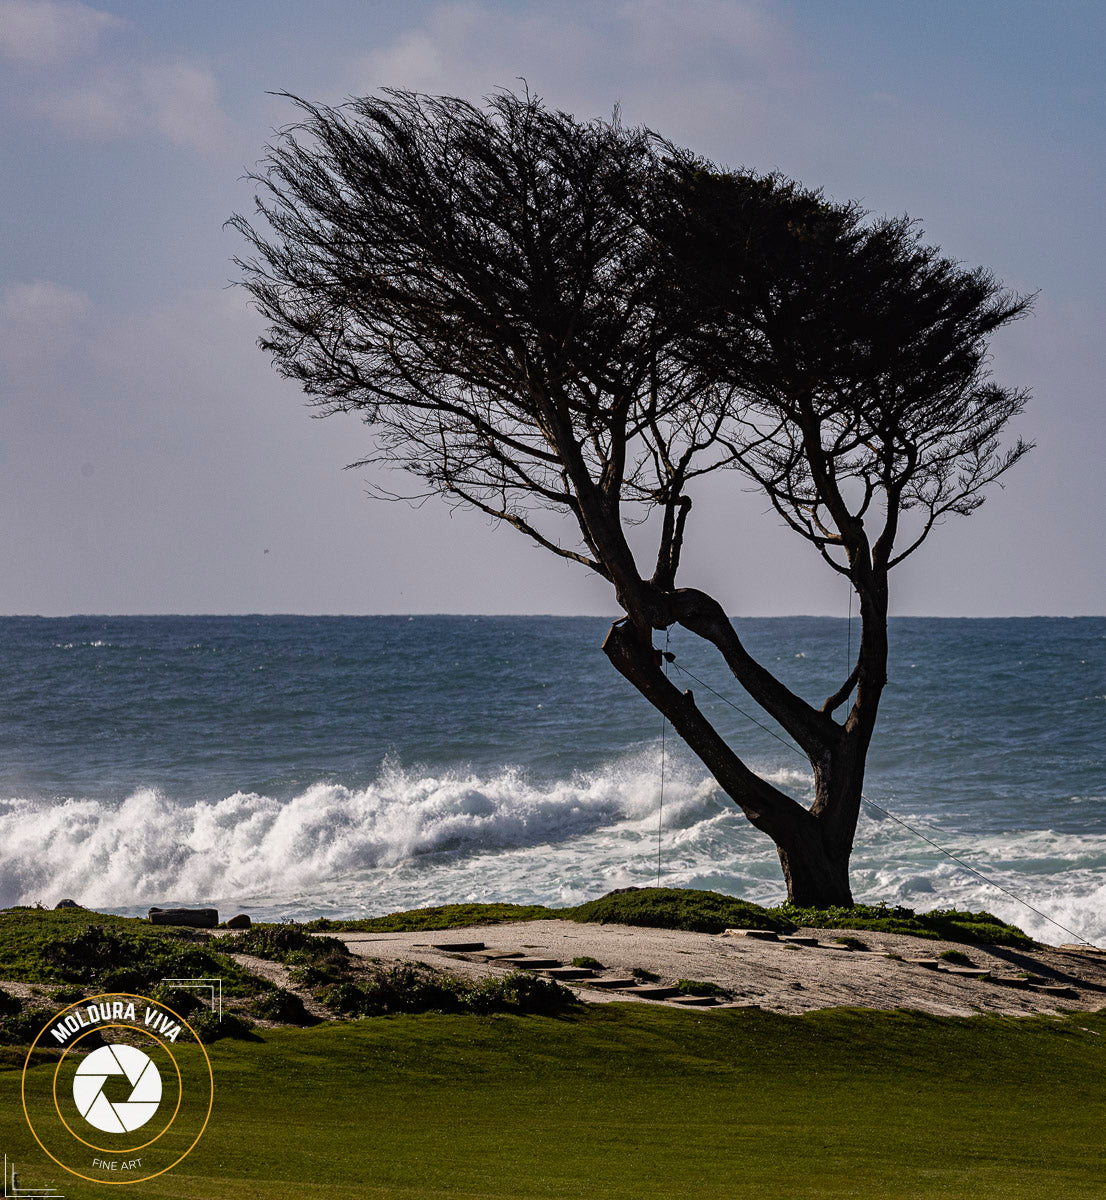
0,753,710,910
4,756,1104,945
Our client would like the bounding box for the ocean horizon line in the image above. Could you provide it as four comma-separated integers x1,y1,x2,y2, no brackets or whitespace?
2,611,1104,622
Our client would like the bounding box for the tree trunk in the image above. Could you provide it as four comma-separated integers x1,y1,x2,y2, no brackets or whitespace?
775,823,854,907
602,615,873,908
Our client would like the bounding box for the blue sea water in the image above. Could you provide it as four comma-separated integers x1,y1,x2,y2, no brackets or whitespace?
1,615,1103,944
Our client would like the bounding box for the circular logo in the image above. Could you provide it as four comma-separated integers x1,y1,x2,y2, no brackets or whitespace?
73,1044,163,1134
21,993,214,1187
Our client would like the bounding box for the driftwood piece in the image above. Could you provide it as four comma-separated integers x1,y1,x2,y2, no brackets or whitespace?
148,907,218,928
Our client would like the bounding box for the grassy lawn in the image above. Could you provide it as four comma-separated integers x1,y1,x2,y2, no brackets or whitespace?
3,1003,1105,1199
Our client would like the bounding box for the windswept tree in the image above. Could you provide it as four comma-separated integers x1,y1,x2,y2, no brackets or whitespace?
232,90,1031,905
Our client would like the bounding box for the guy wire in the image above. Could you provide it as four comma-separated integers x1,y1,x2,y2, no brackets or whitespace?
664,652,1095,947
657,628,670,886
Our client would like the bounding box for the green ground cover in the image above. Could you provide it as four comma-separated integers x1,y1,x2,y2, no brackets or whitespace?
306,902,562,933
775,902,1034,947
306,888,1034,947
0,907,266,993
2,1004,1104,1199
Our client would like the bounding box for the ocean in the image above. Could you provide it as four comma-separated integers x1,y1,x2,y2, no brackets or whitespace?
1,615,1103,944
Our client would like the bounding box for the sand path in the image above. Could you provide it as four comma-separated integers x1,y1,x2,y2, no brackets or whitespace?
311,919,1106,1017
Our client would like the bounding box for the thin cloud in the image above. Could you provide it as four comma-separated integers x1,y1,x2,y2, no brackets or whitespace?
350,0,809,165
0,279,91,379
140,61,231,153
1,2,231,152
355,0,803,98
0,278,90,323
0,0,124,67
33,66,131,138
23,56,231,151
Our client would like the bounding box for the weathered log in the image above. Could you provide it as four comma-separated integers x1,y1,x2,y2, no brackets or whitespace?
148,907,218,928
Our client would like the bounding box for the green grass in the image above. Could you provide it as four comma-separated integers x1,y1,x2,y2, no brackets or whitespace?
0,907,268,995
676,978,728,996
0,897,1089,1197
571,887,793,933
772,902,1034,947
832,936,870,951
300,890,1034,947
306,902,561,933
2,1005,1104,1198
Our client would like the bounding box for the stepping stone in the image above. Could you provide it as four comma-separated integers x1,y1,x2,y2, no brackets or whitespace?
472,950,526,960
670,994,720,1006
779,935,818,946
903,957,940,969
505,957,563,970
1031,983,1077,996
617,984,680,999
992,975,1032,988
584,977,639,990
429,941,486,952
536,967,594,980
721,929,779,940
940,966,990,979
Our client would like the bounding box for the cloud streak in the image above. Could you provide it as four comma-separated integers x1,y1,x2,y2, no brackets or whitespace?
0,0,123,67
1,0,230,150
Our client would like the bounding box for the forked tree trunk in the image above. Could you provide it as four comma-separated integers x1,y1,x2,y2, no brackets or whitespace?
602,616,875,908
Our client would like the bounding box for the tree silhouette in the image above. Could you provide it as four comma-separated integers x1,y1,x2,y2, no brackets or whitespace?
232,89,1031,904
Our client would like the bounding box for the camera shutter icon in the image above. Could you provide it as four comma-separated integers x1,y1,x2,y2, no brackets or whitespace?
72,1044,163,1134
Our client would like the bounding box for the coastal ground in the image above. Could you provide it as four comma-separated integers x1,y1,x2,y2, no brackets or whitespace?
3,905,1106,1197
4,1003,1106,1199
298,918,1106,1017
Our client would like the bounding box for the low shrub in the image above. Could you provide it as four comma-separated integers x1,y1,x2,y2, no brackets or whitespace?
630,967,660,982
570,888,793,935
234,924,351,966
322,965,464,1017
0,1006,59,1046
321,963,576,1018
146,985,206,1017
571,956,603,969
47,986,85,1003
938,949,974,966
0,987,21,1018
676,979,727,997
465,971,576,1016
188,1010,257,1042
29,923,264,994
252,988,313,1025
833,937,870,951
772,903,1032,947
287,962,348,988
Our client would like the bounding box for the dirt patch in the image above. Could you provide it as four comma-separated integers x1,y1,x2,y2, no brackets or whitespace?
311,920,1106,1017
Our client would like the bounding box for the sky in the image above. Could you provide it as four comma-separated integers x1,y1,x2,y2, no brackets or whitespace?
1,0,1103,617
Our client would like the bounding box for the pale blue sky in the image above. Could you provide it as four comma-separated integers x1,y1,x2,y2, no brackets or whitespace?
1,0,1103,615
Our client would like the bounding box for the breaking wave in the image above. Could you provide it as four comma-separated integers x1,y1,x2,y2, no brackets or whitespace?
0,753,718,912
3,753,1104,944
